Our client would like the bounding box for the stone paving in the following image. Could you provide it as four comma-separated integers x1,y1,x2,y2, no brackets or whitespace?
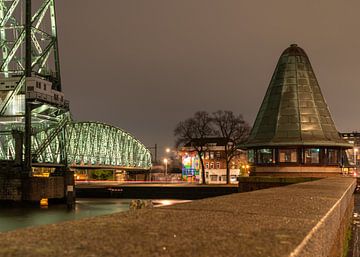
0,177,355,257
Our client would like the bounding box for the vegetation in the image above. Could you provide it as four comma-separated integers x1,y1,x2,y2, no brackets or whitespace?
174,111,213,184
90,170,114,180
212,110,250,184
174,110,250,184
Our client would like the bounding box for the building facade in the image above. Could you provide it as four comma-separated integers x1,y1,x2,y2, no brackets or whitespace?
340,132,360,167
179,138,248,184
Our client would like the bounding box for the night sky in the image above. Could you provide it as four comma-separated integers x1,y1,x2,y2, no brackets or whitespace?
56,1,360,154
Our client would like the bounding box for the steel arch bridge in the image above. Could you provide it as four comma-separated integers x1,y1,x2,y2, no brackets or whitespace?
0,120,152,170
0,0,152,172
65,122,152,169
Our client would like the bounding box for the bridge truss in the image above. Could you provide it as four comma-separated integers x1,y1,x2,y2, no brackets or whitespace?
0,1,152,172
0,121,152,170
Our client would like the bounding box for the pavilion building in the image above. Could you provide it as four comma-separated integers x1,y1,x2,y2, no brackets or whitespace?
244,44,351,177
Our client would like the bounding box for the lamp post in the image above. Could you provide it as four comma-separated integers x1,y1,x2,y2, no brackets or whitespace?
354,148,358,167
163,158,168,179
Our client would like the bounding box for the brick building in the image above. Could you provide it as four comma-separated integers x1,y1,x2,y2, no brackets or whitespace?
179,138,248,184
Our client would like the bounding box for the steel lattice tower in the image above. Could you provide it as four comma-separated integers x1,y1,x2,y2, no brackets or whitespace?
0,0,70,175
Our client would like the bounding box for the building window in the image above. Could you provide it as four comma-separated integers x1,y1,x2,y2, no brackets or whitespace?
257,149,274,164
327,149,338,164
205,152,209,159
210,152,214,159
304,148,320,164
210,162,214,169
216,152,221,159
279,149,297,163
216,162,220,169
210,175,217,181
43,84,46,90
205,163,209,169
27,86,34,91
248,150,255,163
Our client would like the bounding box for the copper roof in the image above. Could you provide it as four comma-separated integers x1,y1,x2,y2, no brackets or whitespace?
245,44,351,148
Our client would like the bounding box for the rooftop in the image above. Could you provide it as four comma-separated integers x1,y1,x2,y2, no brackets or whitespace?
245,44,351,148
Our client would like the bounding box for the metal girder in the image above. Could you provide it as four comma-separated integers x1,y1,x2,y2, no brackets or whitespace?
64,122,152,169
0,1,152,171
32,113,69,160
2,121,152,170
0,74,25,114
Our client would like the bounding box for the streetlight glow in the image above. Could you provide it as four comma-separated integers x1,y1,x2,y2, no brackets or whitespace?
166,148,171,153
163,158,168,178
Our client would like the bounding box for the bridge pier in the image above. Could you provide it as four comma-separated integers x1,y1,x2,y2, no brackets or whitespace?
64,169,75,209
0,164,75,207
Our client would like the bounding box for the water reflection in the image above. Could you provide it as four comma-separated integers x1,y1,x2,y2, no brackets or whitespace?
0,198,190,233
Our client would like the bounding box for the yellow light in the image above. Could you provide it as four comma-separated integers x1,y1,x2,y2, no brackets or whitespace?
166,148,171,153
163,158,168,164
40,198,48,207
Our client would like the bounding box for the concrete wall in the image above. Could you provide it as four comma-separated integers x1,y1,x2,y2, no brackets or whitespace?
0,177,22,201
0,175,65,202
238,176,320,192
22,177,64,201
0,177,355,257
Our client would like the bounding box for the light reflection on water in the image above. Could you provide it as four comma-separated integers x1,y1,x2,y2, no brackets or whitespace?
0,198,189,233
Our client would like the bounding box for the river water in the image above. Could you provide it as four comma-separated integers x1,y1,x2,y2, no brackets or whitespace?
0,199,188,233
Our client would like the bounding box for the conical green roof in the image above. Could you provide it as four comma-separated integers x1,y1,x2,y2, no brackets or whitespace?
246,44,351,148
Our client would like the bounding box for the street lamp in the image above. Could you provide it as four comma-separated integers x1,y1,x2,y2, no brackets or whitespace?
163,158,168,178
354,148,358,167
166,148,171,153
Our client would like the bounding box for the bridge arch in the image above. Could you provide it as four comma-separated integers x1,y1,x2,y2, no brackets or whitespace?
66,122,151,169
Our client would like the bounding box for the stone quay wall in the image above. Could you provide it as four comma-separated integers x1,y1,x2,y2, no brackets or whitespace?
22,177,65,201
0,177,356,257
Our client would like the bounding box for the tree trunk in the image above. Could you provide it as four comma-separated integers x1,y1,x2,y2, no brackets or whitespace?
226,160,230,184
199,157,206,185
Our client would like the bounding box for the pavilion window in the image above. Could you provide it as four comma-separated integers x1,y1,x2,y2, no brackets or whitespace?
257,149,275,164
279,149,297,163
327,149,338,164
247,150,255,164
304,148,320,164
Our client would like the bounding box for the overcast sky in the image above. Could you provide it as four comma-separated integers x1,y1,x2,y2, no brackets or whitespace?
55,0,360,154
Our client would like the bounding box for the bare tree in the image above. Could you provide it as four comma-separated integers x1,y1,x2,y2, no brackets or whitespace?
174,111,213,184
212,110,250,184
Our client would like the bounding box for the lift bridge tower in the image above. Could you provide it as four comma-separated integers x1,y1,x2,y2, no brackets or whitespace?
0,0,73,203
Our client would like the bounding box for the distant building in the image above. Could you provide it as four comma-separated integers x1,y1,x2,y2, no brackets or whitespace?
340,132,360,166
179,138,248,184
243,44,351,177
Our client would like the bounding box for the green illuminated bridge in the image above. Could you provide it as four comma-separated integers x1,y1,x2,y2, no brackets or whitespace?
0,0,152,172
0,120,152,170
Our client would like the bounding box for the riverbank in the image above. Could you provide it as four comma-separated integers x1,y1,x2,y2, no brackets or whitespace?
76,182,239,199
0,177,355,257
